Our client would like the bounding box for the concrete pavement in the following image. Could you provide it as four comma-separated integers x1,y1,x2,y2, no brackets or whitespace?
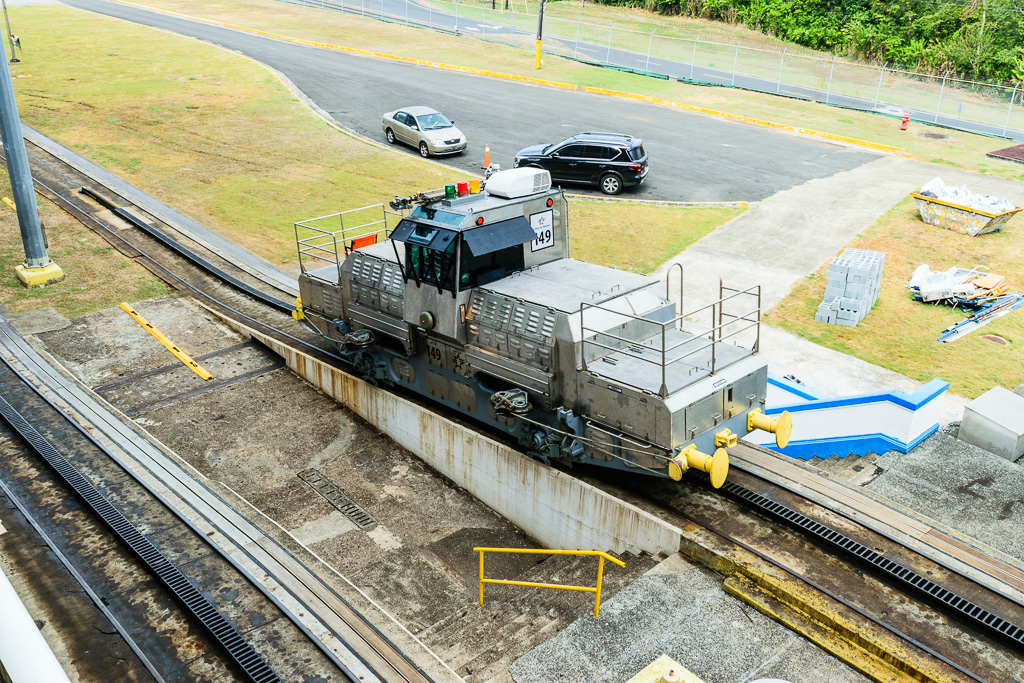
660,155,1024,419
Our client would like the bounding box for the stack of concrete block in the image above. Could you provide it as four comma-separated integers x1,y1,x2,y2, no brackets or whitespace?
814,248,885,327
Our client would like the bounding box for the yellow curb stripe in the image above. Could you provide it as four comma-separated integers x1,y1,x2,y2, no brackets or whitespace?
104,0,578,91
566,193,748,208
582,87,901,153
120,302,214,381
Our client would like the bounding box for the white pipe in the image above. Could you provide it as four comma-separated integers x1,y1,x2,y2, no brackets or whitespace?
0,564,73,683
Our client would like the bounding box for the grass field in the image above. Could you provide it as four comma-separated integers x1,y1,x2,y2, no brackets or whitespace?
765,197,1024,398
0,173,168,318
3,5,740,284
60,0,1024,184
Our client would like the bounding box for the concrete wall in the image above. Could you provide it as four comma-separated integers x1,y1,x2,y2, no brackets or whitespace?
751,379,948,459
225,320,682,556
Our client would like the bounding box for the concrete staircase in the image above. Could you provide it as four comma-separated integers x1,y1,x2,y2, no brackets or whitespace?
806,451,887,486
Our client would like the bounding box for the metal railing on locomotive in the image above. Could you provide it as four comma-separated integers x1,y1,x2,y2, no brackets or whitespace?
580,279,761,399
294,203,404,281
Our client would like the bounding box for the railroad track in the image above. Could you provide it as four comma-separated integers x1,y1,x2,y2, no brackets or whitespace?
0,352,292,683
11,125,1024,682
3,131,448,682
584,446,1024,683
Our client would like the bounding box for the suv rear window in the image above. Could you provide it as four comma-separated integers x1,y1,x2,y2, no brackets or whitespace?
628,145,646,161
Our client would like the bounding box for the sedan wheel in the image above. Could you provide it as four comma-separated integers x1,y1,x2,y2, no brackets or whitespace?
385,128,395,144
419,142,430,158
600,173,623,195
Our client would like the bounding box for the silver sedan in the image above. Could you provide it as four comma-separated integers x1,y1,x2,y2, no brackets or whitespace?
382,106,467,157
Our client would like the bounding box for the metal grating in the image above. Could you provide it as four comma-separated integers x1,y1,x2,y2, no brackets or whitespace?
298,469,377,531
0,390,282,683
721,481,1024,648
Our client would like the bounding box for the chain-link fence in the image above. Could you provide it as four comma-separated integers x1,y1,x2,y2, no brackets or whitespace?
284,0,1024,141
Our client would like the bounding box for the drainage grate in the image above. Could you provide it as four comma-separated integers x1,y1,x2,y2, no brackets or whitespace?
0,391,282,683
298,469,377,531
721,481,1024,648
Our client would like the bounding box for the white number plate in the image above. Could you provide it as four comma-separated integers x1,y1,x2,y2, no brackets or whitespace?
530,210,554,251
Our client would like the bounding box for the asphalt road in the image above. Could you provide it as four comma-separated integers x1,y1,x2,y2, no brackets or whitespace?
308,0,1024,142
65,0,877,202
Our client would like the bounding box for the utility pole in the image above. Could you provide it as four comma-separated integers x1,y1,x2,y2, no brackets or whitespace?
0,36,62,287
1,0,17,63
535,0,545,70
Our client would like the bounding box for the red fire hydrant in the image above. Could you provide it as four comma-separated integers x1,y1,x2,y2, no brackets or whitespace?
900,111,910,131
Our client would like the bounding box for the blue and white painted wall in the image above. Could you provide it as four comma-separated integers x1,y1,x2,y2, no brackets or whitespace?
748,374,948,460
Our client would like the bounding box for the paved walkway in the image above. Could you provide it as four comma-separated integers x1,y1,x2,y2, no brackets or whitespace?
659,156,1024,420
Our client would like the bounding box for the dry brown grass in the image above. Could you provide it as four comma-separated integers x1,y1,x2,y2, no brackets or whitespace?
765,197,1024,398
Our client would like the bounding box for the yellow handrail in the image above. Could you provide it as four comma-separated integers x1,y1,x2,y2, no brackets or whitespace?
473,547,625,618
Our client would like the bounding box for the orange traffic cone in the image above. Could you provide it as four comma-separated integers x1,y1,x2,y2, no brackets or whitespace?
482,144,491,169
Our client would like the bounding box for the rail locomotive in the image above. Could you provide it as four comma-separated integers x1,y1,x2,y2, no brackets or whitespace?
294,168,790,487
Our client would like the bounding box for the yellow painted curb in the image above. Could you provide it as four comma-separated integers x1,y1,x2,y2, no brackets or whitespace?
583,87,902,154
566,193,748,208
105,0,579,92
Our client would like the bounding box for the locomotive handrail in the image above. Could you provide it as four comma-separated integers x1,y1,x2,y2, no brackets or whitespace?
294,204,403,275
579,284,760,397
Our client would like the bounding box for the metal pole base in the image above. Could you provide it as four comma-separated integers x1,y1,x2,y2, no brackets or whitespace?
8,58,18,63
15,261,63,288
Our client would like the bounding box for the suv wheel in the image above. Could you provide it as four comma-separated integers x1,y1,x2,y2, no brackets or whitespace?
385,128,396,144
419,142,430,158
599,173,623,195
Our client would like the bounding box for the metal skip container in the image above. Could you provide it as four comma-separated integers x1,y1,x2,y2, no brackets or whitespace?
910,191,1022,237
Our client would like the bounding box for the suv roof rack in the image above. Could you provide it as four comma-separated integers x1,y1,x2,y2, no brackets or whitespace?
573,132,640,145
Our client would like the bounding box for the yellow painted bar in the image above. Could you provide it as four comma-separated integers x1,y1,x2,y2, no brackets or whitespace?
482,578,597,593
2,197,16,210
119,303,214,381
473,547,626,567
535,39,542,70
474,547,624,617
478,550,485,606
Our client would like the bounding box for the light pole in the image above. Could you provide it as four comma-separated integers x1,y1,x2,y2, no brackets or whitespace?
535,0,545,69
1,0,17,63
0,33,62,286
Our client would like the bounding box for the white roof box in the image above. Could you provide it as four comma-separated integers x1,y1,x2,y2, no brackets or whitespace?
485,168,552,199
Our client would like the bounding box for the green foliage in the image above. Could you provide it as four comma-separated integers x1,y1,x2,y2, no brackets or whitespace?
602,0,1024,82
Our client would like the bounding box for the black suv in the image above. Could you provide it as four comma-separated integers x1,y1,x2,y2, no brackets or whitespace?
513,132,648,195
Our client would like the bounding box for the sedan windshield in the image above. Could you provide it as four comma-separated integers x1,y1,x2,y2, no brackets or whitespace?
416,113,453,130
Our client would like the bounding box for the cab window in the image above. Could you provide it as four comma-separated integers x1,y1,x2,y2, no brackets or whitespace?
459,245,524,290
406,240,457,292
